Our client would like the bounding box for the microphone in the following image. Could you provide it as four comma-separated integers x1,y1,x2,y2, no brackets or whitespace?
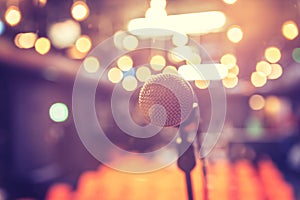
138,73,194,127
138,74,197,200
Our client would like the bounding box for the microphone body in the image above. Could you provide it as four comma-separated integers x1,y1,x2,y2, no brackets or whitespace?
138,74,194,127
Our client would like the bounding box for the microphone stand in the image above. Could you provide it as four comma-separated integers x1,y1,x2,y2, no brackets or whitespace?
176,104,209,200
177,131,196,200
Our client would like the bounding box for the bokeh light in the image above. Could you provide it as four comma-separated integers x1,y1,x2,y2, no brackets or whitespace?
264,47,281,63
122,35,139,50
38,0,47,7
122,76,138,91
0,21,5,35
83,56,100,73
145,7,167,19
75,35,92,53
66,45,87,59
292,48,300,63
256,61,272,76
108,67,123,83
150,0,167,9
268,64,283,80
169,46,197,63
18,32,37,49
185,53,202,65
282,20,298,40
35,37,51,55
195,80,210,89
251,71,267,87
117,55,133,71
163,65,178,75
136,66,151,82
223,0,238,4
48,20,81,49
265,96,281,115
172,33,188,47
222,73,238,88
150,55,166,71
249,94,265,110
220,54,237,69
229,65,239,75
113,30,127,49
49,103,69,123
71,1,90,21
5,6,21,26
227,25,243,43
14,33,22,48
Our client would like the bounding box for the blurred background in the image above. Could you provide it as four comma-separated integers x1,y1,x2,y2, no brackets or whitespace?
1,0,300,199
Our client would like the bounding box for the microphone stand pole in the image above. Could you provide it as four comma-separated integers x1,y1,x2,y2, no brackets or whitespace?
177,135,196,200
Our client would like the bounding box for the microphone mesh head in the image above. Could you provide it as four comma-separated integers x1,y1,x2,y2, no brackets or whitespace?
138,74,194,127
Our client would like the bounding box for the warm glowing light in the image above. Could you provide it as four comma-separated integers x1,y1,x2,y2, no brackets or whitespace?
195,80,210,89
220,54,237,69
83,56,100,73
117,56,133,71
48,20,81,49
169,46,194,62
178,64,228,80
229,65,239,75
5,6,21,26
292,48,300,63
0,21,5,35
251,71,267,87
145,8,167,19
18,32,37,49
136,66,151,82
256,61,272,76
150,55,166,71
122,76,138,91
265,96,281,115
71,1,90,21
35,37,51,55
227,25,243,43
282,20,298,40
122,35,139,50
150,0,167,9
222,73,238,88
108,67,123,83
163,65,178,75
14,33,22,48
66,45,87,59
223,0,238,4
49,103,69,122
264,47,281,63
172,33,188,47
268,64,283,80
128,11,226,36
75,35,92,53
39,0,47,7
176,137,182,144
186,53,202,65
249,94,265,110
113,31,127,49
